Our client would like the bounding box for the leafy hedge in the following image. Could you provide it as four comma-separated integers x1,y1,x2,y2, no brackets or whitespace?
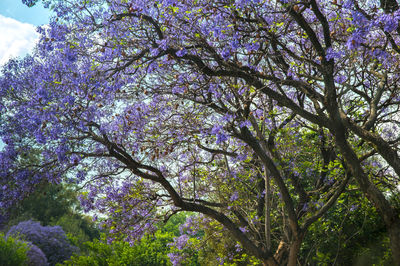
63,231,175,266
0,233,28,266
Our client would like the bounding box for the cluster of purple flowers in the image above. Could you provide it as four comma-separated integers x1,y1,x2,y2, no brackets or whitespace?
25,243,48,266
7,220,78,266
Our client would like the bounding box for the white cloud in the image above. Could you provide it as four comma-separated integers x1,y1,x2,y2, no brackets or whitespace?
0,14,39,66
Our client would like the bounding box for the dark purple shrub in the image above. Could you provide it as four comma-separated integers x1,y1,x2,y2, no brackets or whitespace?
25,242,48,266
7,220,78,266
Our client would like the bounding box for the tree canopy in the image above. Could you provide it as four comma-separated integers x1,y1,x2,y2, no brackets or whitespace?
1,0,400,265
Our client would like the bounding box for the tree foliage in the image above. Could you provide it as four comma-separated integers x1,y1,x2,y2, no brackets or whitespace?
1,0,400,264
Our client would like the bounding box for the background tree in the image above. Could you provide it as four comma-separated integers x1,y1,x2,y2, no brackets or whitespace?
1,0,400,264
4,182,100,244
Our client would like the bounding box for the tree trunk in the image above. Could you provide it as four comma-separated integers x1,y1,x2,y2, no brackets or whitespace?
322,71,400,265
287,236,303,266
263,257,279,266
335,138,400,265
388,219,400,265
273,240,288,265
265,167,271,249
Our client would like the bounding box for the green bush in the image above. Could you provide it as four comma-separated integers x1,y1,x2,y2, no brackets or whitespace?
62,231,174,266
0,232,28,266
62,213,202,266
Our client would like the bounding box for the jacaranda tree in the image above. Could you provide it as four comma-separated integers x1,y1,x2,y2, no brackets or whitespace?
1,0,400,265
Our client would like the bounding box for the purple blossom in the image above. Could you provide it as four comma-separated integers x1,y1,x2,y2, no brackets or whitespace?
216,132,228,144
25,242,48,266
230,191,239,201
168,252,184,266
346,30,365,50
173,234,189,250
172,86,185,94
7,220,78,266
156,39,168,50
62,95,75,106
334,75,347,84
239,226,248,233
150,48,159,56
239,120,251,128
343,0,354,9
55,144,68,162
325,48,344,61
176,48,187,57
210,124,228,144
377,14,399,32
245,41,260,52
34,130,47,144
384,18,398,32
350,204,359,211
35,88,49,102
22,0,39,7
221,49,231,60
352,11,368,27
211,124,223,135
235,243,242,252
301,202,309,212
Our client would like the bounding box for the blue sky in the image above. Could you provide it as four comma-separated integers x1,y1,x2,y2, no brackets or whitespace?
0,0,52,66
0,0,51,26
